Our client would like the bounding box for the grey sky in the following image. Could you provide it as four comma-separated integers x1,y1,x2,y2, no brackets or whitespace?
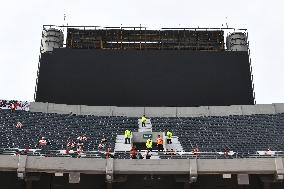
0,0,283,104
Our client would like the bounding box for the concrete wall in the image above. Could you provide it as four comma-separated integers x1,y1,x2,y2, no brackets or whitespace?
241,105,258,115
0,155,282,175
255,104,276,114
30,102,284,117
177,106,209,117
273,103,284,114
47,103,81,115
29,102,48,113
209,105,242,116
145,107,176,117
242,104,276,115
81,105,113,116
112,107,144,117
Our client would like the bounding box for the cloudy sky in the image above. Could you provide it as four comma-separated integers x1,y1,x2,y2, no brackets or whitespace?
0,0,283,104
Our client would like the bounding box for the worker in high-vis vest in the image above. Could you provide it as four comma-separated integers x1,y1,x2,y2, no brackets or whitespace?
166,131,173,144
141,115,147,127
146,138,153,151
124,129,132,144
156,135,164,152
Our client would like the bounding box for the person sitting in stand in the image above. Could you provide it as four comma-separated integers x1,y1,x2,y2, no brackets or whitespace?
192,147,200,156
10,102,17,112
76,135,87,148
144,150,152,159
23,148,30,155
76,140,85,151
38,137,49,146
106,147,114,159
0,100,4,108
101,135,107,144
265,148,274,156
98,143,105,151
224,148,230,157
67,139,76,150
77,135,87,142
16,121,23,128
82,135,87,141
138,151,144,159
141,115,147,127
77,145,84,158
130,146,138,159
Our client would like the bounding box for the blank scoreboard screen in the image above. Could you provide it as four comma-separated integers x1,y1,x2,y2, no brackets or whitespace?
36,49,254,107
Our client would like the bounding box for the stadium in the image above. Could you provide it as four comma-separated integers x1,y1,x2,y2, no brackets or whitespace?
0,25,283,189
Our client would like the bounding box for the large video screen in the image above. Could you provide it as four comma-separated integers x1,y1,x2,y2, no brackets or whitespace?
36,49,254,107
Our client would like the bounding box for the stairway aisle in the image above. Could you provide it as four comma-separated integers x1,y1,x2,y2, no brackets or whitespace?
164,136,184,152
114,135,131,152
138,118,152,132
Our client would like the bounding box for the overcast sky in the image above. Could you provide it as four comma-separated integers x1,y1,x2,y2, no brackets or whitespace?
0,0,283,104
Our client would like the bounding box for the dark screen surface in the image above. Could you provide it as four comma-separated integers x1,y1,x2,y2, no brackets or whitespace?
35,49,254,106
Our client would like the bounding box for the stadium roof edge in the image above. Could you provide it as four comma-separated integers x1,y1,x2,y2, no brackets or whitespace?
29,102,284,117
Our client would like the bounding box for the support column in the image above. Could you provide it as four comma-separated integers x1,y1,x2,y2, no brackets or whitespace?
17,155,27,179
106,158,114,183
275,158,284,180
189,159,198,183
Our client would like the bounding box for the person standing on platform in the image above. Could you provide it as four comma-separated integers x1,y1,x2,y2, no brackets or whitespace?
166,131,173,144
146,138,153,151
156,135,164,152
141,115,147,127
124,129,132,144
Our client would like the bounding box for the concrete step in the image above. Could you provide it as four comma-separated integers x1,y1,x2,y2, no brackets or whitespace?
164,136,184,152
115,135,126,143
114,135,132,152
138,119,152,132
114,143,131,152
138,127,152,132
